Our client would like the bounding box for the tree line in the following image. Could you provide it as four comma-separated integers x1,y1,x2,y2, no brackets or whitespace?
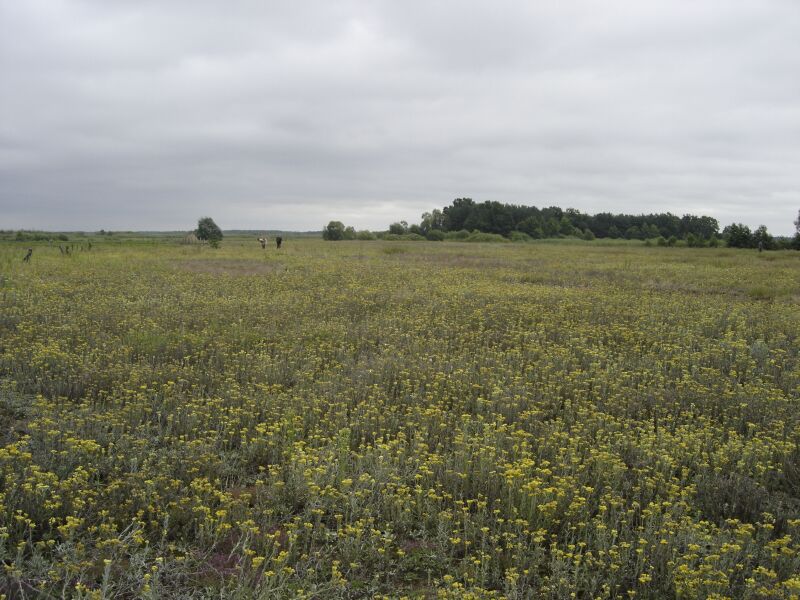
374,199,798,248
408,199,724,241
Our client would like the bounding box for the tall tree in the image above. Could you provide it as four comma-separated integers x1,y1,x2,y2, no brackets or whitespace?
722,223,753,248
323,221,346,240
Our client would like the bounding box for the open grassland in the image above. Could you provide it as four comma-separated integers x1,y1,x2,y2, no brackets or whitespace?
1,239,800,599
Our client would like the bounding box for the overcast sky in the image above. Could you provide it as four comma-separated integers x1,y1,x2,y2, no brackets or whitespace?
1,0,799,233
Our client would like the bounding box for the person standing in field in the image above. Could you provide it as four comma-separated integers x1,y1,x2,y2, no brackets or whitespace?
23,248,32,262
258,237,267,249
276,236,282,249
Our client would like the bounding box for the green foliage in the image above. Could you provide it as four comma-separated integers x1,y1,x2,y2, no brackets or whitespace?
444,229,470,240
509,230,533,243
380,233,425,241
463,231,509,243
195,217,223,246
425,229,445,241
322,221,346,241
686,233,706,247
356,230,376,241
8,230,67,242
753,225,775,250
404,199,721,242
723,223,753,248
388,221,409,235
625,225,643,240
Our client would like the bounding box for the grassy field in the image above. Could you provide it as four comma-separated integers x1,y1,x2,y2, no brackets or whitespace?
1,238,799,599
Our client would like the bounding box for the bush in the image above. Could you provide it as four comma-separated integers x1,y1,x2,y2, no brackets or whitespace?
444,229,471,240
425,230,445,241
656,236,667,247
509,231,533,243
380,233,425,242
12,231,56,242
686,233,706,248
464,231,510,243
356,230,376,241
388,222,408,235
667,235,678,247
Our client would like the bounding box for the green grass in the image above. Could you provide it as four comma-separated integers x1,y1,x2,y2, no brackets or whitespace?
1,238,799,598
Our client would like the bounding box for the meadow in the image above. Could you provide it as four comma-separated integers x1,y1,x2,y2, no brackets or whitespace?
1,237,799,599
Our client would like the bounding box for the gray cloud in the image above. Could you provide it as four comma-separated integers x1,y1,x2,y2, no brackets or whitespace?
1,0,799,233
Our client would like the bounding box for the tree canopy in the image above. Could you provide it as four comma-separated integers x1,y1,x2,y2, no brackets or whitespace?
405,199,722,241
196,217,223,246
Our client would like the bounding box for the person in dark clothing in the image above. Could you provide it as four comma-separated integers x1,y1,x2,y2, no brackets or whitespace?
276,236,282,249
23,248,32,262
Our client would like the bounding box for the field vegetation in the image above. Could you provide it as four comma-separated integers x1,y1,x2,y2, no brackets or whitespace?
1,238,799,598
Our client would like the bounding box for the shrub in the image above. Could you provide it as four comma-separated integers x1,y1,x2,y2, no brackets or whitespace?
356,230,376,241
388,222,408,235
444,229,471,240
464,231,510,243
686,233,706,248
425,230,445,241
509,231,533,243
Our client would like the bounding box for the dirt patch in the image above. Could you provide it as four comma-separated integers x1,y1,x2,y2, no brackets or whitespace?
175,259,285,276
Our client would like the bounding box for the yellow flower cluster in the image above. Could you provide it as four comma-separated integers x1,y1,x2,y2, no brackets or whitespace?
0,238,798,598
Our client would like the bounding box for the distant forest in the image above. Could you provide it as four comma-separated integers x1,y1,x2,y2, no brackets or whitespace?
376,199,796,249
407,198,720,240
323,199,797,248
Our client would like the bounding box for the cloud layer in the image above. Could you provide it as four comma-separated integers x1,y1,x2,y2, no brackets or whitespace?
1,0,799,233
